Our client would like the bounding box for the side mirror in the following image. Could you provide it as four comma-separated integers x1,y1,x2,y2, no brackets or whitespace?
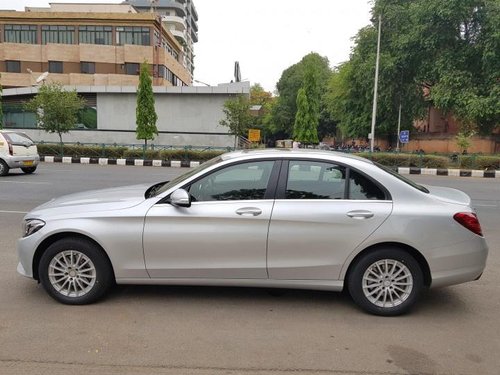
170,189,191,207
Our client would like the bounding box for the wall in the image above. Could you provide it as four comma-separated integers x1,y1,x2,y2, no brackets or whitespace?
18,128,234,148
97,92,233,134
404,136,498,154
3,84,250,148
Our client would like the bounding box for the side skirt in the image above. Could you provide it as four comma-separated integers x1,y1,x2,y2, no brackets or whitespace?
115,278,344,292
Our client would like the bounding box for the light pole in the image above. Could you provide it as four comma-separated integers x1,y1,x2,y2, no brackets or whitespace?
370,14,382,152
193,79,210,87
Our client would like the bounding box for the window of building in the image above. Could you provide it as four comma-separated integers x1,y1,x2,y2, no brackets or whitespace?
42,25,75,44
153,30,161,46
48,61,63,73
124,63,139,75
78,26,112,45
158,65,166,79
4,24,38,44
161,37,180,61
116,27,150,46
81,62,95,74
5,60,21,73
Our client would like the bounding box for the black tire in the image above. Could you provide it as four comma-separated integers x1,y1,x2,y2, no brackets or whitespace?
0,159,9,176
347,248,423,316
21,166,37,174
38,237,114,305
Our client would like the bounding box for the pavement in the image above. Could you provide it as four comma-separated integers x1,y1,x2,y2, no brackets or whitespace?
1,163,499,375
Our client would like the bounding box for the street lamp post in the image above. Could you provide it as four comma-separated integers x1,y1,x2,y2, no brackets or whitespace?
370,14,382,152
193,79,211,87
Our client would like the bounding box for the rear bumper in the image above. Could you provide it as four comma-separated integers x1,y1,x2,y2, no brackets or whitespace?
429,237,488,288
4,154,40,169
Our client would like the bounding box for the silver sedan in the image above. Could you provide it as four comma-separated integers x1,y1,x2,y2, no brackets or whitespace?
17,150,488,315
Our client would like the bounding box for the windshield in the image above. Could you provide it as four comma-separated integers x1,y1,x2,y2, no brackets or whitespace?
375,162,429,193
2,132,34,145
149,156,222,197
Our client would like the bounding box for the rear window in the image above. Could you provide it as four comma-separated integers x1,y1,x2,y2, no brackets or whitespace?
2,132,34,146
375,162,429,193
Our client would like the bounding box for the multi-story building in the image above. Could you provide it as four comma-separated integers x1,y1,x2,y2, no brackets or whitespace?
124,0,198,78
0,4,191,88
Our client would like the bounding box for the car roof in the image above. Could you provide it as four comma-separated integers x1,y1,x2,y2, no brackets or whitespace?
220,148,374,164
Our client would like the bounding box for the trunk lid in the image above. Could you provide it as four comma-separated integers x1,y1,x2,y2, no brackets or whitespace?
424,185,471,206
3,132,38,156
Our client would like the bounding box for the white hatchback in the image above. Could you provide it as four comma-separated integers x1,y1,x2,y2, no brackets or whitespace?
0,131,40,176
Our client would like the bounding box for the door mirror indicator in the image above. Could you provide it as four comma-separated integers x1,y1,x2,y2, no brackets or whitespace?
170,189,191,207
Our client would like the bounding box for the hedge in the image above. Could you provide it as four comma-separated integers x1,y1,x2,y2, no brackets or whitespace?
355,153,449,169
457,155,500,170
36,144,499,169
37,143,225,162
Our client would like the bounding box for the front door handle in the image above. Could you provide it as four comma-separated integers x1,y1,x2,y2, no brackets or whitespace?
347,210,374,219
236,207,262,216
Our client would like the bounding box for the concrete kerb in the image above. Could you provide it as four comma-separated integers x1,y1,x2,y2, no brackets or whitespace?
39,156,500,177
40,156,202,169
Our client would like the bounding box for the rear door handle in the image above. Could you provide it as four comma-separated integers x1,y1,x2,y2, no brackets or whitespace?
236,207,262,216
347,210,374,219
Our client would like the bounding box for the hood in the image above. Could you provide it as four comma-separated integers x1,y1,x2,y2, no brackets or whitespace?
29,183,152,216
424,185,471,206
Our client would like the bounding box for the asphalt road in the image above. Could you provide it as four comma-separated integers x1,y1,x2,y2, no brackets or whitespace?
1,163,499,375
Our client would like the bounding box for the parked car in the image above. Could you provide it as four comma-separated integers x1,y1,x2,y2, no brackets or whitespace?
17,149,488,315
0,131,40,176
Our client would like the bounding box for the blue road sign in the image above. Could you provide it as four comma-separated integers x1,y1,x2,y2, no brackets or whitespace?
399,130,410,144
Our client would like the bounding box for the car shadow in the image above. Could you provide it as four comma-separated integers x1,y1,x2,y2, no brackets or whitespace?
108,284,353,307
104,284,470,317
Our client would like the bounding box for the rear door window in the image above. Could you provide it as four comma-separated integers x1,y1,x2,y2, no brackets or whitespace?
285,160,346,199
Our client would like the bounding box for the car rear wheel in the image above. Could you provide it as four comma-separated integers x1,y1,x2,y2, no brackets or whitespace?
347,248,423,316
38,238,114,305
0,160,9,176
21,166,37,174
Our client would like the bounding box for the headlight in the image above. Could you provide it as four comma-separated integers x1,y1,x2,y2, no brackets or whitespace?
23,219,46,237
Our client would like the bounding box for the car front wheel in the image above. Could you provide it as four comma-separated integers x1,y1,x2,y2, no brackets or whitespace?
38,238,114,305
347,248,423,316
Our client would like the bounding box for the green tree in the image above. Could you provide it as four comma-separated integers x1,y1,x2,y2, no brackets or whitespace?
249,83,274,142
219,95,252,148
293,88,319,144
456,131,475,154
271,53,333,139
136,62,158,150
24,82,84,144
326,0,500,140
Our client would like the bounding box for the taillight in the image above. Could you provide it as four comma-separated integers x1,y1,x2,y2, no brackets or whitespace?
454,212,483,236
8,142,13,156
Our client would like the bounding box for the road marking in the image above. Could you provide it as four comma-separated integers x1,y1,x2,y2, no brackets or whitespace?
0,210,28,214
0,180,51,185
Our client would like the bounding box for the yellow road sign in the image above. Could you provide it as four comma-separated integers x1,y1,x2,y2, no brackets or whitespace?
248,129,261,142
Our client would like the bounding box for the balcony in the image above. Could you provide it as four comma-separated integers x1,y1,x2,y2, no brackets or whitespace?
190,28,198,43
162,15,186,31
190,2,198,21
127,0,186,17
191,17,198,32
170,29,187,44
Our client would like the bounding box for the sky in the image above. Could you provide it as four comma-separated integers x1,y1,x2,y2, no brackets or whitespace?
1,0,373,93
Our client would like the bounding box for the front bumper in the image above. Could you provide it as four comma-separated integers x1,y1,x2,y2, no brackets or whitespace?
16,230,44,279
